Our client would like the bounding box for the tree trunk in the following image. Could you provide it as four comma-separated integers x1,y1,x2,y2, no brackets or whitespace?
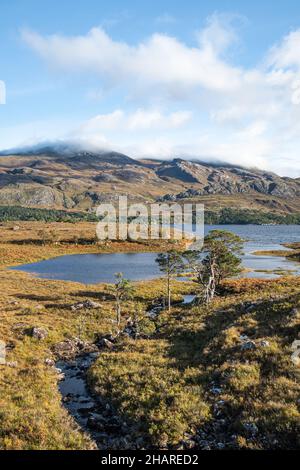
167,274,171,312
204,259,216,305
116,299,121,330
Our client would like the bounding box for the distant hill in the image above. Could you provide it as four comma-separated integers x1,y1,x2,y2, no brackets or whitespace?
0,144,299,219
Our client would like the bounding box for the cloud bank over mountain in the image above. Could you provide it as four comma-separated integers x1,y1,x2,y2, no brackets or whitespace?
14,14,300,176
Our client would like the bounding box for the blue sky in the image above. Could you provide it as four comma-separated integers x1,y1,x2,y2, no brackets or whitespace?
1,0,300,176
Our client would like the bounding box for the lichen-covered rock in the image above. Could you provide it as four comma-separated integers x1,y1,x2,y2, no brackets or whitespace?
70,300,101,311
26,327,48,340
52,338,98,359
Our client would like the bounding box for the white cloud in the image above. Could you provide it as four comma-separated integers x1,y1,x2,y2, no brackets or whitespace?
19,16,300,176
79,109,192,133
268,30,300,69
0,80,6,104
21,17,242,92
197,13,239,55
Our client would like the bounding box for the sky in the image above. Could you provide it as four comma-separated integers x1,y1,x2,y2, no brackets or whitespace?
1,0,300,176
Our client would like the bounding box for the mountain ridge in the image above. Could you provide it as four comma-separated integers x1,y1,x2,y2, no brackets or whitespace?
0,145,299,215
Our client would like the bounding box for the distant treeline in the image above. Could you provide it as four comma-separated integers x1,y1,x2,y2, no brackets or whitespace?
0,205,98,222
0,205,299,225
204,208,300,225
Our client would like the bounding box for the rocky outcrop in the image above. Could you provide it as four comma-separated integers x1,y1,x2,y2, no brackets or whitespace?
0,146,299,210
159,160,300,200
52,338,98,360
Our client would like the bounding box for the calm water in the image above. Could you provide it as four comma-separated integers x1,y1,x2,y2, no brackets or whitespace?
10,225,300,284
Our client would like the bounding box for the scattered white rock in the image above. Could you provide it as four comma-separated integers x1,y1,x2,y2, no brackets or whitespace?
239,334,249,341
6,361,18,368
101,338,114,350
291,340,300,366
55,367,65,380
70,300,101,311
45,358,55,367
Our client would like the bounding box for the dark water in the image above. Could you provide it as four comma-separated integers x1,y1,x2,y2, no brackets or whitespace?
56,355,98,430
10,225,300,284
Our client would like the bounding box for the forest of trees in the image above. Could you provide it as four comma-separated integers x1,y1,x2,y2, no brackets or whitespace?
0,205,98,222
0,205,299,225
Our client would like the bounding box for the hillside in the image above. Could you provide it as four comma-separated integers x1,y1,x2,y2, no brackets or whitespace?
0,145,300,217
0,223,299,450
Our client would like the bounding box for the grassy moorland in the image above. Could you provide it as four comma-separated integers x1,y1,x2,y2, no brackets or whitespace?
88,278,300,449
0,222,299,450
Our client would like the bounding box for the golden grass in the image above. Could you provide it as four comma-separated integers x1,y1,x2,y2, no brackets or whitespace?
0,221,299,449
89,277,300,449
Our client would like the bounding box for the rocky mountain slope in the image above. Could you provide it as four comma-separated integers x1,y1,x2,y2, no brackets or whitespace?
0,146,299,214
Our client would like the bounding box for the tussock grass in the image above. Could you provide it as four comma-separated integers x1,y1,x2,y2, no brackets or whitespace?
89,277,300,449
0,222,299,449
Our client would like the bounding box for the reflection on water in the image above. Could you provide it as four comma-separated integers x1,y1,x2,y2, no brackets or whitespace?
10,225,300,284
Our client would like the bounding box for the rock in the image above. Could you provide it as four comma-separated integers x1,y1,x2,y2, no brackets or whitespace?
98,338,114,350
243,422,258,436
201,443,211,450
55,367,65,380
210,387,222,395
5,341,15,351
45,358,55,367
52,338,98,359
241,341,257,351
6,361,18,368
291,340,300,366
135,437,145,449
259,340,270,348
182,439,196,449
87,415,106,431
290,308,300,318
217,442,226,449
53,340,77,357
26,327,48,340
239,334,249,341
70,300,101,311
243,300,264,313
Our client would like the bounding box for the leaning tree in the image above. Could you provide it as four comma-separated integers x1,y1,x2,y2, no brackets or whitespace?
184,230,244,304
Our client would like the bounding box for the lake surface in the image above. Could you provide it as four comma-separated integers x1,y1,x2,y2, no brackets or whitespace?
10,225,300,284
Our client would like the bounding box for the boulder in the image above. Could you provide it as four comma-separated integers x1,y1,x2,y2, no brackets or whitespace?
291,340,300,366
243,422,258,436
26,327,48,340
45,358,55,367
70,300,101,311
6,361,18,368
259,340,270,348
52,338,98,359
99,338,114,350
241,341,257,351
